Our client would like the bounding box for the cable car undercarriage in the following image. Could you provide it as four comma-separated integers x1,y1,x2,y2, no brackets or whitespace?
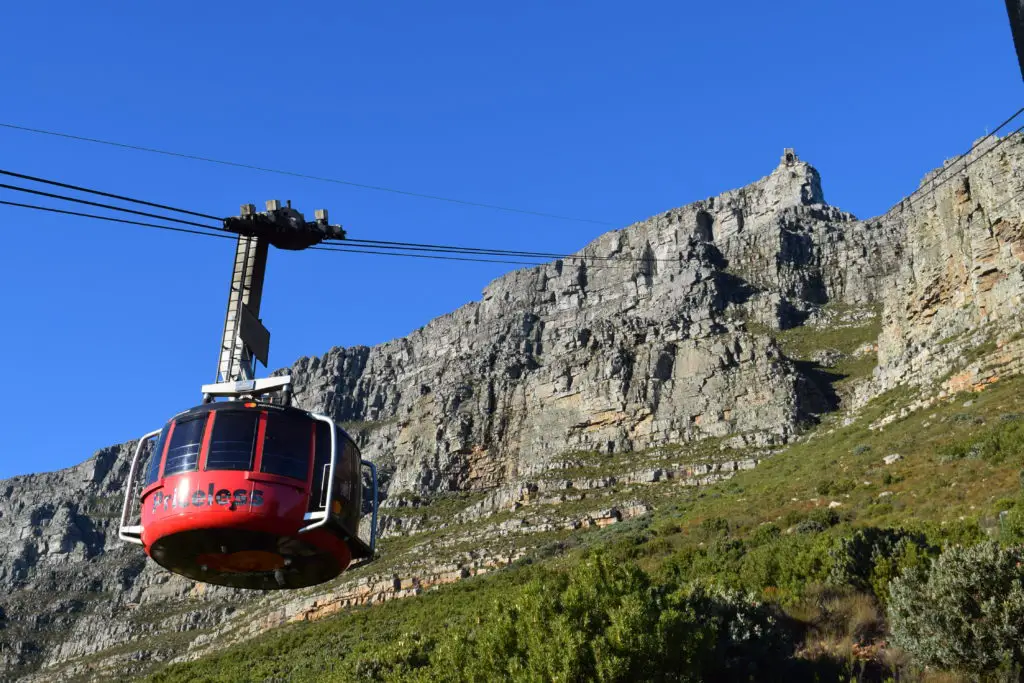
119,201,378,590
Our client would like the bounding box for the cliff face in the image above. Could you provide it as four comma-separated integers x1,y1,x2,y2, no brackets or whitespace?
286,150,895,496
868,136,1024,399
2,140,1023,681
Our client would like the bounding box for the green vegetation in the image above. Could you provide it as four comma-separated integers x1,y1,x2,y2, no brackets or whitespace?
888,542,1024,675
145,374,1024,682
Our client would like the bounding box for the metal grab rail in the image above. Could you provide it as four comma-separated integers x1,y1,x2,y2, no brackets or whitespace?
361,459,379,554
118,428,161,545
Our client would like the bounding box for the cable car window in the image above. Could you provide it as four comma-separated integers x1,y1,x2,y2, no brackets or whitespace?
163,416,206,476
261,413,311,481
338,438,358,502
310,422,332,510
143,424,171,486
206,412,258,471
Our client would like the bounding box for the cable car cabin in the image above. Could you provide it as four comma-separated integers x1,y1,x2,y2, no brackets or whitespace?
119,400,378,590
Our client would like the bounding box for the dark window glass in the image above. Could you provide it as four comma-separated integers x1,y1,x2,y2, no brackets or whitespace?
309,422,332,510
143,424,171,486
206,411,257,471
333,432,362,532
163,416,206,476
261,413,311,481
338,438,359,503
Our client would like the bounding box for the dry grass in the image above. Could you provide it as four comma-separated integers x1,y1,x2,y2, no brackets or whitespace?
790,584,886,655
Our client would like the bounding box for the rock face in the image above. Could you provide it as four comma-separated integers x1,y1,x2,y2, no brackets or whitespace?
867,136,1024,398
2,141,1023,681
287,149,895,497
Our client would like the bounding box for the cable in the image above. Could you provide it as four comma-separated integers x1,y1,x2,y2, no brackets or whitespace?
904,122,1024,211
912,122,1024,208
310,244,548,266
983,184,1024,217
0,122,616,226
0,199,549,265
333,237,675,264
0,200,234,240
905,107,1024,206
0,168,670,265
0,198,652,268
0,169,224,222
905,108,1024,208
0,182,223,231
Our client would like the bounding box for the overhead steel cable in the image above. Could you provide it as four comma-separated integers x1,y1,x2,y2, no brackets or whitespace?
0,121,616,226
0,182,223,231
0,199,234,240
332,237,675,264
907,122,1024,209
0,169,668,265
983,183,1024,218
0,169,224,222
310,244,548,266
0,199,592,267
905,107,1024,208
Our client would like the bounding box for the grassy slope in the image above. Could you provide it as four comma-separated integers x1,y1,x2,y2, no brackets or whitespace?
144,314,1024,682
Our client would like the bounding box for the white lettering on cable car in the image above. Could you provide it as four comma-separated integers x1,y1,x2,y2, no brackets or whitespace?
151,484,265,513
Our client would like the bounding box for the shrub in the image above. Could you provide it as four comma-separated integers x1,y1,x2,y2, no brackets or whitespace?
816,479,854,496
737,533,833,598
794,508,840,534
425,554,796,682
1002,505,1024,545
887,542,1024,672
939,417,1024,465
827,527,936,604
750,523,782,546
698,516,731,539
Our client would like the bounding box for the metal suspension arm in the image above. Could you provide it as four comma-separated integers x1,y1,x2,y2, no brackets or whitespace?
216,233,268,383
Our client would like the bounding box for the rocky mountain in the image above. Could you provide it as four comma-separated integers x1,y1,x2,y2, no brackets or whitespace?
1,138,1022,681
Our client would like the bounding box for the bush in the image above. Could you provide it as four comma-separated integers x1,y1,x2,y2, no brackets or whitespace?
827,527,936,604
737,534,833,599
698,516,731,539
794,508,840,534
938,418,1024,465
750,523,781,546
1002,505,1024,545
887,542,1024,672
423,554,796,682
816,479,854,496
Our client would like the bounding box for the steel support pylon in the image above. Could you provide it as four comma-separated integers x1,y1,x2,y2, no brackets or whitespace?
216,233,268,383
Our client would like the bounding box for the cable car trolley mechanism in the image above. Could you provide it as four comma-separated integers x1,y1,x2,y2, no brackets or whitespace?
119,201,379,590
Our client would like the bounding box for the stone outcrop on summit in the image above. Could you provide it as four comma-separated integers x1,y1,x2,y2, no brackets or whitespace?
2,139,1023,681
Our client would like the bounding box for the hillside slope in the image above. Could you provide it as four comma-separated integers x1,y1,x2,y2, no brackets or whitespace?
1,138,1023,681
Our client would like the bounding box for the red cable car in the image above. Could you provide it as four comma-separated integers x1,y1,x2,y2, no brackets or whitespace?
119,378,379,590
118,202,378,590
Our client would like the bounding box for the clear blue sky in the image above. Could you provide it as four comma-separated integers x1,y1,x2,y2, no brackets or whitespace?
0,2,1020,479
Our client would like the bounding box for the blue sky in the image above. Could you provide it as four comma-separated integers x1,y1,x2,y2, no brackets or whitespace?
0,2,1020,479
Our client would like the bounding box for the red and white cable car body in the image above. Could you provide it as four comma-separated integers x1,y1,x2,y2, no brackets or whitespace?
120,378,378,590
